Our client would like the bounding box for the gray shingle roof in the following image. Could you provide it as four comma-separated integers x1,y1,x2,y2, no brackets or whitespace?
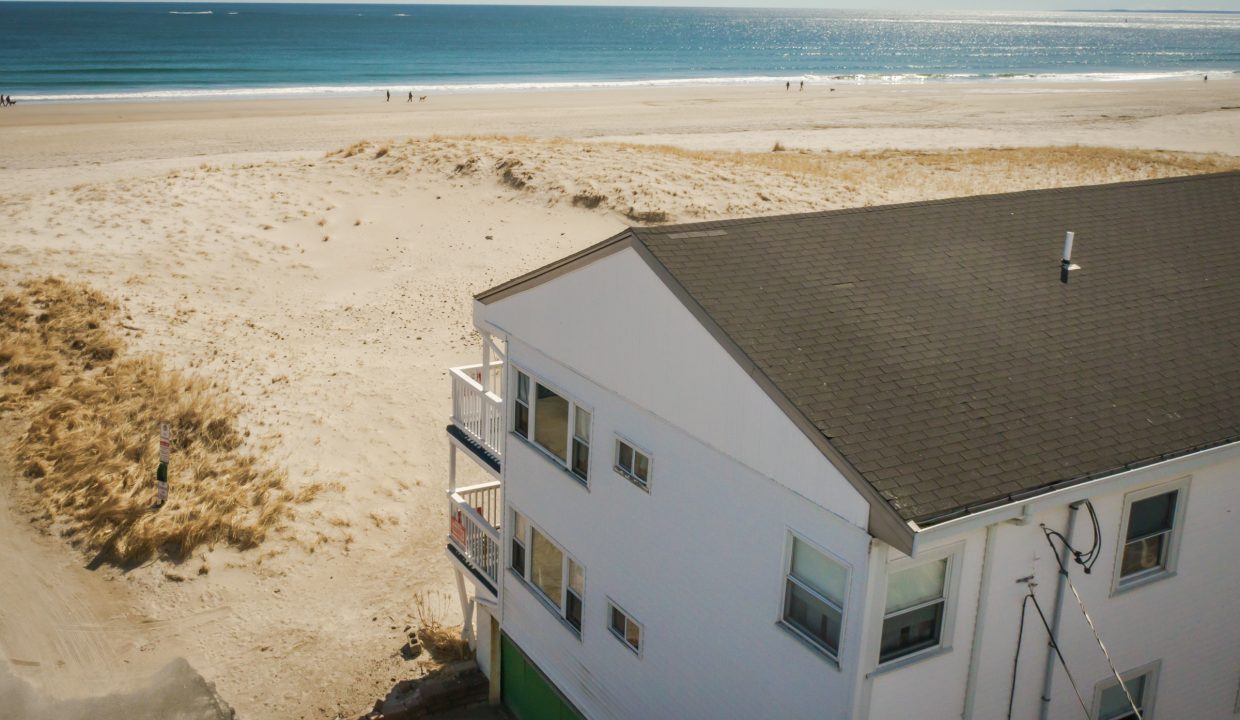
630,172,1240,525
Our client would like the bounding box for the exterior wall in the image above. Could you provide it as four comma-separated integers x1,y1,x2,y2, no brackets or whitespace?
480,247,870,529
498,339,872,720
480,248,876,719
865,449,1240,720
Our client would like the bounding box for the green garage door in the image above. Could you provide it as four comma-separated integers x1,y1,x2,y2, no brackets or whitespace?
501,633,585,720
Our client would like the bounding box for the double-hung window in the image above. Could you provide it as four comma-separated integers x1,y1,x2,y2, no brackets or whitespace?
1117,481,1187,589
615,438,651,490
1093,663,1158,720
510,511,585,636
880,557,949,664
510,511,528,579
513,368,592,484
572,409,591,481
514,372,531,438
781,535,848,659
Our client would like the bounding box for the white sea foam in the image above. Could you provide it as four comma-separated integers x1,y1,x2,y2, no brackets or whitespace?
168,11,213,15
18,69,1233,103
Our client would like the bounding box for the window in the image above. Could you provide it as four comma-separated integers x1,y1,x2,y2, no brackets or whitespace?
509,513,585,636
1093,663,1158,720
533,384,569,461
572,409,591,481
512,367,592,483
608,601,642,654
1117,482,1187,588
510,511,528,578
615,438,651,489
880,557,948,663
781,535,848,658
566,559,584,632
530,527,564,609
514,371,530,438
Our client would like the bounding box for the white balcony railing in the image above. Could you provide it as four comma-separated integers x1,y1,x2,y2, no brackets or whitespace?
449,480,502,588
450,363,504,460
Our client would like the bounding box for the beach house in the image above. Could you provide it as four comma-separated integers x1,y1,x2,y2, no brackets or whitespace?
442,172,1240,720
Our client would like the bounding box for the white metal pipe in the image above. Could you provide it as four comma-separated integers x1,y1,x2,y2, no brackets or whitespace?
1062,231,1074,262
1039,502,1080,720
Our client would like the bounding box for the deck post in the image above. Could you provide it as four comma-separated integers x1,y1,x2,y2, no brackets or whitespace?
481,332,492,393
488,614,502,705
448,443,457,494
454,567,476,648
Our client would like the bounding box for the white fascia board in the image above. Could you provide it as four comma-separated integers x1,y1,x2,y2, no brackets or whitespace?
472,298,504,336
910,439,1240,553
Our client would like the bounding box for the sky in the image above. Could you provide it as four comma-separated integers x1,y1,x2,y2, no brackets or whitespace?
37,0,1240,10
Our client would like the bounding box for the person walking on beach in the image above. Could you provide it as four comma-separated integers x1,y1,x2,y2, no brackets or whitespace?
799,80,804,91
386,89,390,102
785,81,790,91
407,91,413,102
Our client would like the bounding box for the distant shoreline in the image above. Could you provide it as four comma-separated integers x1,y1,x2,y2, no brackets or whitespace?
11,69,1232,105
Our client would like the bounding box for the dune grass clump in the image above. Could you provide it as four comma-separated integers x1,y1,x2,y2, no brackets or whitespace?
0,276,301,564
412,591,471,663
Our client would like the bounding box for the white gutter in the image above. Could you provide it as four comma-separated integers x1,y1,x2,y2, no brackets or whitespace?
910,439,1240,553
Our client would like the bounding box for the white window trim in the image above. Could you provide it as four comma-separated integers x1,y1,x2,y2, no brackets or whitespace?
1090,659,1160,720
511,364,593,486
1111,476,1190,596
614,435,653,492
606,599,644,657
874,541,964,671
777,530,852,665
508,506,585,639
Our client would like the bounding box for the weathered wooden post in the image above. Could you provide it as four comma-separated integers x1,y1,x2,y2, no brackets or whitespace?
155,421,170,508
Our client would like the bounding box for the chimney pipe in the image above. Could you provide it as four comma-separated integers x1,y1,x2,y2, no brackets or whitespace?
1060,231,1075,284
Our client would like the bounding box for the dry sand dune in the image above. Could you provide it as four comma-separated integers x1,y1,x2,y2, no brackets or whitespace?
1,81,1238,720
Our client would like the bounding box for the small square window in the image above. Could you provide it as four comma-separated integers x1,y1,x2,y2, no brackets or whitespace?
615,438,652,489
608,601,642,654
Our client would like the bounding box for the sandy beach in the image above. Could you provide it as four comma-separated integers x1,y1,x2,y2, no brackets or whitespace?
1,77,1238,720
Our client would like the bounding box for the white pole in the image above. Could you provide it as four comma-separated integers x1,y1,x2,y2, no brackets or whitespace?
1062,231,1074,262
481,332,491,393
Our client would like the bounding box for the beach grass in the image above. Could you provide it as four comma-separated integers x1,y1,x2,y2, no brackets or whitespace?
0,276,306,565
359,136,1240,225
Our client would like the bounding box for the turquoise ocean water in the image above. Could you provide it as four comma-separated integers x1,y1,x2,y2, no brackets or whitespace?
2,2,1238,102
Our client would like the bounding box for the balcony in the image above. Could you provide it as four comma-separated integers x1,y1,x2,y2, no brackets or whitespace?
446,341,505,600
448,480,502,594
449,362,504,469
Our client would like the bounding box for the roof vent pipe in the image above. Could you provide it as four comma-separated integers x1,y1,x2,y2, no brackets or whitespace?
1060,231,1075,284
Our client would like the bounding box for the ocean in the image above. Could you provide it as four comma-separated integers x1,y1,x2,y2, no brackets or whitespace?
2,2,1239,102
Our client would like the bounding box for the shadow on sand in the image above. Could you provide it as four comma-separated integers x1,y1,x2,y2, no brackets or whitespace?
0,657,235,720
